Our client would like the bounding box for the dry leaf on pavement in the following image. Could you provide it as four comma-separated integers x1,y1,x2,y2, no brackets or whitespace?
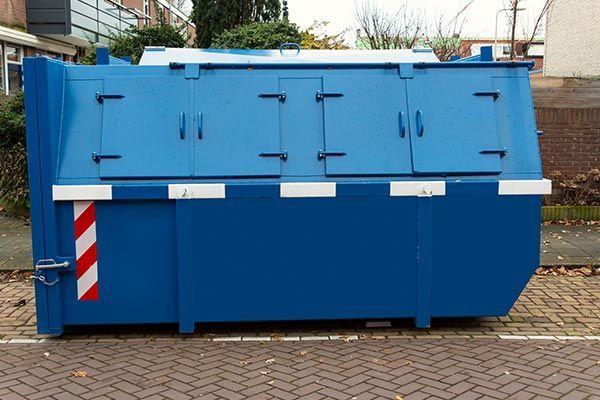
72,371,88,378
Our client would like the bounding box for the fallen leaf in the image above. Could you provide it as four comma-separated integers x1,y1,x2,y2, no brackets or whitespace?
267,380,274,385
239,360,249,366
395,396,404,400
13,299,26,307
299,351,308,356
72,371,88,378
260,370,271,375
265,358,275,364
43,352,50,357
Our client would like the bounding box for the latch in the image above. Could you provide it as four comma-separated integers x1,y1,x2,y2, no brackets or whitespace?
35,259,70,271
95,92,124,103
259,92,287,102
318,150,346,160
92,152,122,163
316,91,343,101
33,258,72,287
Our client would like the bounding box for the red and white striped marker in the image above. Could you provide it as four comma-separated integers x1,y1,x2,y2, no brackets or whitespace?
73,201,98,301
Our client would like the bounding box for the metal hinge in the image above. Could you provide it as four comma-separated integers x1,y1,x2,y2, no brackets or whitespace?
259,92,287,102
318,150,346,160
473,90,501,101
95,92,124,103
92,152,122,163
259,151,288,161
316,91,343,101
480,148,508,158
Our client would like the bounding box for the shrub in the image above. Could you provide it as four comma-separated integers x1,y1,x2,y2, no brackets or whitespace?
0,92,28,214
211,21,302,49
547,169,600,206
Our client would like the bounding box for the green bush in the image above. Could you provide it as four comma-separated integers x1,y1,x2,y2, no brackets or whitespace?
81,23,187,65
211,21,302,49
0,92,29,214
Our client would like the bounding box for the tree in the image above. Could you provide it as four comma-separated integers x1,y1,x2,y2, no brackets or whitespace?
301,21,349,50
282,0,289,21
211,20,301,49
522,0,554,57
423,15,468,61
504,0,553,60
192,0,283,48
354,0,424,49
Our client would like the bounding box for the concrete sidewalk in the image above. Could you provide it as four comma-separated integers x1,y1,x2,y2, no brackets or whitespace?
0,213,599,270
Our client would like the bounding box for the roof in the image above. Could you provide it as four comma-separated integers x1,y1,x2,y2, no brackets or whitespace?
138,47,440,66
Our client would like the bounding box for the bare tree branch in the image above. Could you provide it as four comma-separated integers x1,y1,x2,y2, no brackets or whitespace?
354,0,424,50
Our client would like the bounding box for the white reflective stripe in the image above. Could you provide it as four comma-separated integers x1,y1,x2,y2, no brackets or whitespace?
498,179,552,195
75,222,96,257
53,185,112,201
280,182,336,198
168,184,226,199
390,181,446,197
73,200,93,220
77,262,97,300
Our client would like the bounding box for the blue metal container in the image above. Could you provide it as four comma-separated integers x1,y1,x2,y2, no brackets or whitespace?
23,47,550,335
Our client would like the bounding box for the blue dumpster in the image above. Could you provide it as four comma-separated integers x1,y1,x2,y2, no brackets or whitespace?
23,47,551,335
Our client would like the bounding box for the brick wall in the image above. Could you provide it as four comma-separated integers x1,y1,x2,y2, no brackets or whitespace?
536,108,600,177
533,78,600,179
0,0,27,29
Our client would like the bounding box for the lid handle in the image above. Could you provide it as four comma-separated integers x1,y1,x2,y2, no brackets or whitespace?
279,43,300,56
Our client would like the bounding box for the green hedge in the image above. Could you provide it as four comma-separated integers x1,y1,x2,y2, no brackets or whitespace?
0,92,29,214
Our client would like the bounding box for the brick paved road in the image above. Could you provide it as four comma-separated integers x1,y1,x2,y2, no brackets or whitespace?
2,277,599,341
0,277,598,399
0,337,598,400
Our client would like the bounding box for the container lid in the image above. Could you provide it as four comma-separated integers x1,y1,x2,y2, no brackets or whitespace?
138,47,440,66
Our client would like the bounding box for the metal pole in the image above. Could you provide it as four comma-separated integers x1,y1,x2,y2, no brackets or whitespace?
494,7,526,60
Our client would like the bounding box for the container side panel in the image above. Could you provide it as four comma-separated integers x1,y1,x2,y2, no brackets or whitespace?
430,195,541,316
191,197,418,322
492,77,542,176
323,75,413,176
61,201,178,325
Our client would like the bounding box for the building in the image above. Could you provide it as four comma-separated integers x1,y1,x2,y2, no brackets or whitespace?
0,0,194,95
544,0,600,78
458,38,544,70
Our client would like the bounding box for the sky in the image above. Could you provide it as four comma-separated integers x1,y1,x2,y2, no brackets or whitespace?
287,0,548,44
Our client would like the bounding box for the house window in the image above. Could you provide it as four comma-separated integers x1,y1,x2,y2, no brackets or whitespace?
4,44,23,94
0,44,4,93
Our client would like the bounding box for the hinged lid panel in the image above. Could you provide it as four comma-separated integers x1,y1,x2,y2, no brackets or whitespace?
322,75,413,176
99,76,190,178
407,71,502,174
193,76,281,177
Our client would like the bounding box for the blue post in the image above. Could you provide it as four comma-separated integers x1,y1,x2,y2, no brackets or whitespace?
416,197,432,328
96,47,110,65
480,45,493,61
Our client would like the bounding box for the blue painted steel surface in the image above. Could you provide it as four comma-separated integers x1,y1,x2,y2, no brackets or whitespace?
23,49,546,334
